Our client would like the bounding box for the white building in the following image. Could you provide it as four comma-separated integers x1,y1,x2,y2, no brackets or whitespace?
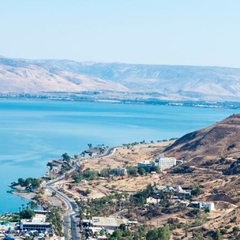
154,155,177,171
146,197,158,205
20,214,50,232
202,202,215,211
92,217,129,231
82,217,130,232
175,185,191,199
190,202,215,211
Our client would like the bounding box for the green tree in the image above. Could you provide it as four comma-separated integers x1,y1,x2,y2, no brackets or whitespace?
146,229,158,240
233,226,240,236
138,167,147,175
151,165,160,173
52,192,57,197
62,153,71,162
191,184,203,196
79,209,84,221
205,207,210,213
127,166,137,176
99,147,105,154
29,201,37,209
86,188,91,195
83,169,97,180
47,207,64,237
136,225,146,239
112,229,122,238
31,178,41,189
25,177,33,187
88,143,93,149
119,223,126,231
18,178,25,186
213,229,222,240
146,225,170,240
100,229,105,236
20,208,35,219
100,168,111,178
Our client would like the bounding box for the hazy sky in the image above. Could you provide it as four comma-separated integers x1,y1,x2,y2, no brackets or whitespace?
0,0,240,67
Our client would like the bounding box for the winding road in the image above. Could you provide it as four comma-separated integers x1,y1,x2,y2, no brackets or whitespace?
45,147,115,240
46,172,80,240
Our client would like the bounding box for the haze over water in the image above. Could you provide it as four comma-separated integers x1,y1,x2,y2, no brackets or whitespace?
0,100,237,213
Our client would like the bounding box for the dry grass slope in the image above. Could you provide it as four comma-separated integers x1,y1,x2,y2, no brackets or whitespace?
164,113,240,163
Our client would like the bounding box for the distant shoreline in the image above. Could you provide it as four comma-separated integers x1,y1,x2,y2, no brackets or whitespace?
1,94,240,109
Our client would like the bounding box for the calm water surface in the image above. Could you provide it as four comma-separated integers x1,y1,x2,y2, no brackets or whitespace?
0,100,238,213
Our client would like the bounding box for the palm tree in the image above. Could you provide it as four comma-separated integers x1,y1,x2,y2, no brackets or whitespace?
88,143,92,149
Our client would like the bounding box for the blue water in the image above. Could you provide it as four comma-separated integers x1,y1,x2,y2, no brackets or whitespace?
0,100,238,213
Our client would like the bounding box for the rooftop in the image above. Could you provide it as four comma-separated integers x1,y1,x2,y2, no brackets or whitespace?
92,217,128,228
21,220,50,226
21,214,50,226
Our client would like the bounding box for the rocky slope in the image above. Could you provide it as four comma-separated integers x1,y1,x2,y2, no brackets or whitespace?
164,113,240,163
1,56,240,101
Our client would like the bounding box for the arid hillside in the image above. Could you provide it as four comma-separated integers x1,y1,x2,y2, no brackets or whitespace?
2,56,240,101
0,63,128,93
164,113,240,163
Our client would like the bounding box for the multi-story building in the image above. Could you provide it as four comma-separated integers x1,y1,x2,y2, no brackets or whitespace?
137,154,177,172
20,214,50,232
154,155,177,171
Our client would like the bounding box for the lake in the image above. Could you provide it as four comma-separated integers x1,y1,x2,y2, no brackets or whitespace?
0,99,238,213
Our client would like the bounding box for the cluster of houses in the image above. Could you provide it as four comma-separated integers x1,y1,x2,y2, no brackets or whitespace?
166,185,191,199
137,154,180,172
47,159,72,177
47,146,107,178
147,185,215,211
81,148,100,158
81,146,107,158
81,217,137,240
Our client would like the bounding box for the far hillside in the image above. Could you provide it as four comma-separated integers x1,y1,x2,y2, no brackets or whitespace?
1,56,240,102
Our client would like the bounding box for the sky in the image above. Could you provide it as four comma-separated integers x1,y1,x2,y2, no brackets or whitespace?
0,0,240,67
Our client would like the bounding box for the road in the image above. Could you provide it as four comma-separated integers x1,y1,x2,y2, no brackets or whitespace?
45,147,115,240
46,178,80,240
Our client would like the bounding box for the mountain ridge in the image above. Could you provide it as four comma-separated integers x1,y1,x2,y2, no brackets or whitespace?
1,56,240,101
